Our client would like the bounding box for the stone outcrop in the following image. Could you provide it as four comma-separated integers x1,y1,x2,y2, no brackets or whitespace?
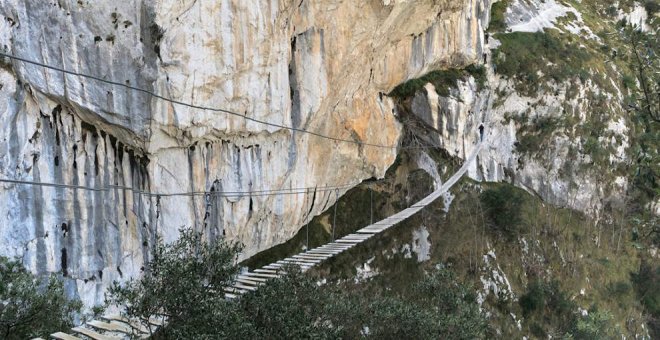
407,0,631,218
0,0,492,307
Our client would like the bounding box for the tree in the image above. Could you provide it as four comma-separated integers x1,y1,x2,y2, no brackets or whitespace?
0,256,82,339
106,228,246,338
618,20,659,246
480,184,526,238
108,228,489,338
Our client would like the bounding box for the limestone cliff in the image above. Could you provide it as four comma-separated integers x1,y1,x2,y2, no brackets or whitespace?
405,0,641,218
0,0,492,306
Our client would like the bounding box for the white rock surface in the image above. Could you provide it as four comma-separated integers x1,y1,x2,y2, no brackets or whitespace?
0,0,493,307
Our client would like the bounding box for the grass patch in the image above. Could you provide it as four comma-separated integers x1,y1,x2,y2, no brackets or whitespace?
493,31,592,95
388,65,487,99
489,0,511,32
480,184,526,239
514,115,562,155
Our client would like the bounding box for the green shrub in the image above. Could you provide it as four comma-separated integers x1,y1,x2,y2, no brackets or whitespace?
631,258,660,337
0,257,82,339
645,1,659,16
108,229,488,338
515,116,561,154
606,280,632,298
622,74,636,89
388,65,486,99
519,280,577,336
489,0,511,32
493,31,592,95
520,281,547,316
480,184,526,238
466,64,487,90
570,308,618,340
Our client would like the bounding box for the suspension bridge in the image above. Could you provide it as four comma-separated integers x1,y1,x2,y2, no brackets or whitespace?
43,140,483,340
0,51,488,339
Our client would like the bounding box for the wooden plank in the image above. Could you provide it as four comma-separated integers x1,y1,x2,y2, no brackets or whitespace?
254,269,279,274
225,293,237,299
293,254,330,260
237,274,269,282
263,265,283,270
284,257,319,263
277,262,313,269
277,260,312,266
71,327,121,340
339,238,369,242
319,245,351,249
87,320,134,334
307,249,342,254
50,333,82,340
295,252,331,258
234,283,258,291
345,233,371,238
224,286,248,294
356,229,380,234
336,239,361,244
100,315,151,335
235,278,263,286
243,272,280,279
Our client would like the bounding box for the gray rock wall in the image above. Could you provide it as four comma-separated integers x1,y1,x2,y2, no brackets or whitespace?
0,0,493,307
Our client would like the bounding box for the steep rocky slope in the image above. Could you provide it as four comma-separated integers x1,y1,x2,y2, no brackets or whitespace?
0,0,493,306
247,0,658,337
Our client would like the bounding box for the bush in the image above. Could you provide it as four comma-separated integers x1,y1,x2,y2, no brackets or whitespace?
493,31,591,95
489,0,511,32
519,280,578,336
631,258,660,337
108,229,488,338
106,228,244,338
0,257,82,339
466,64,487,90
388,65,486,99
570,308,618,339
645,1,659,16
480,184,526,238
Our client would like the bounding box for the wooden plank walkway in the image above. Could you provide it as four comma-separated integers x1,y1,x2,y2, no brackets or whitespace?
47,142,482,339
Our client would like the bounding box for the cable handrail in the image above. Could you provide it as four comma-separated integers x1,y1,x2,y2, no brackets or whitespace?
0,52,456,150
0,177,362,198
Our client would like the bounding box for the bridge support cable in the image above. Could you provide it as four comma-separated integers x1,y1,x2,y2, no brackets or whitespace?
370,187,373,225
332,189,338,242
48,141,484,339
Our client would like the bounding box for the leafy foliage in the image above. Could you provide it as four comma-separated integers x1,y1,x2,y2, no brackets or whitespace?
632,258,660,338
571,308,619,340
619,25,660,211
514,115,561,155
108,229,488,338
480,184,526,238
106,228,244,338
493,31,592,95
0,257,82,339
488,0,511,32
388,65,487,99
519,280,619,338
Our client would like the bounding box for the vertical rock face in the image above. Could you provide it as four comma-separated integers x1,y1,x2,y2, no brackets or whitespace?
0,0,492,306
408,0,633,218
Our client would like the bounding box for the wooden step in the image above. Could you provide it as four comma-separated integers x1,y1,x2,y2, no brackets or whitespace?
71,327,120,340
100,315,152,335
235,278,263,286
50,333,81,340
243,272,280,279
87,320,134,335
